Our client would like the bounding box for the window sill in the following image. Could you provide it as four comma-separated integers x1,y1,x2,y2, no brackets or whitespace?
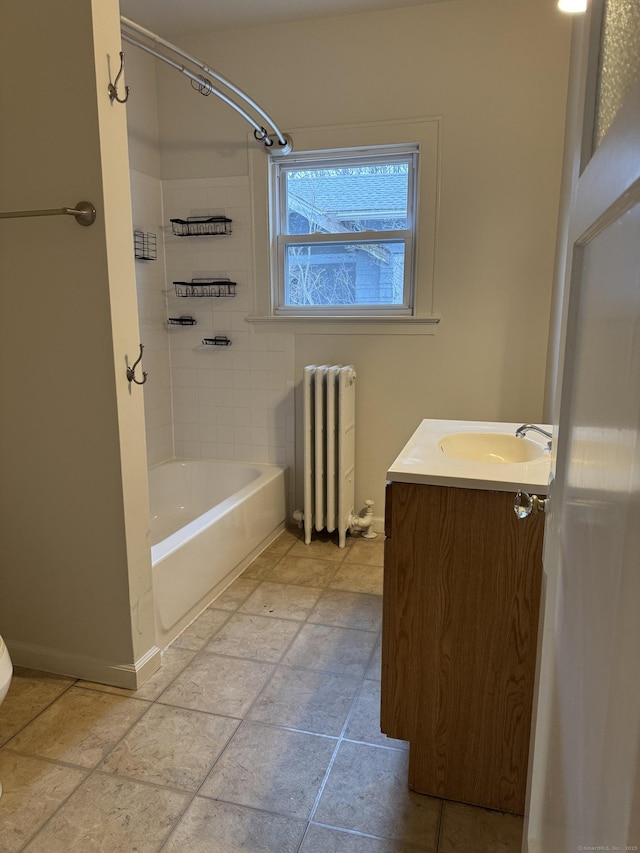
246,314,441,335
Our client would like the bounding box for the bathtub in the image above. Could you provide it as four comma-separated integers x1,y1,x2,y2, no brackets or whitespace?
149,459,286,648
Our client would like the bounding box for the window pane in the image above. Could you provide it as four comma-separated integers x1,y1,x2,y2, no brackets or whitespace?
285,162,410,236
284,241,406,307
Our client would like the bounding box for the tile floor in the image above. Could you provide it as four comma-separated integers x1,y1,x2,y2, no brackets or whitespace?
0,528,524,852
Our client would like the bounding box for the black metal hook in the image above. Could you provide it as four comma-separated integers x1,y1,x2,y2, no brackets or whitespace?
126,344,148,385
108,52,130,104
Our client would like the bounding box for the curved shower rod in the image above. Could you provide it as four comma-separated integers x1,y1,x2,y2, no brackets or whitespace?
120,16,292,154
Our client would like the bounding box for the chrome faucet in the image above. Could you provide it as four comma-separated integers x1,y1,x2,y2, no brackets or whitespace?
515,423,552,450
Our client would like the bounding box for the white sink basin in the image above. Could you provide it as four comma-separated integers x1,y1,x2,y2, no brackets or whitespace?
387,420,552,492
438,432,546,464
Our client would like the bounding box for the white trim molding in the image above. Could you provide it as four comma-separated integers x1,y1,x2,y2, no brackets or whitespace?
249,117,442,330
6,640,162,690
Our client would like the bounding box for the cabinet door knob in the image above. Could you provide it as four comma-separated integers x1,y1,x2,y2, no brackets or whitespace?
514,490,547,519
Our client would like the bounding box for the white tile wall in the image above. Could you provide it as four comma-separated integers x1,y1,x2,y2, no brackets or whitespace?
162,177,295,477
131,172,295,499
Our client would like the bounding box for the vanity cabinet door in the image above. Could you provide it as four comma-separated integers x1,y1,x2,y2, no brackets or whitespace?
381,481,544,815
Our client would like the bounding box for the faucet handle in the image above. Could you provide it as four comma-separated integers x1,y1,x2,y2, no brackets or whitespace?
514,490,547,519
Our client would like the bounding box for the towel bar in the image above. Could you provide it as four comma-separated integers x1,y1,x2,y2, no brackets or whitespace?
0,201,96,226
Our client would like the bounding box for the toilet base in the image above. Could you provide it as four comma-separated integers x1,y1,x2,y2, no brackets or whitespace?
0,636,13,801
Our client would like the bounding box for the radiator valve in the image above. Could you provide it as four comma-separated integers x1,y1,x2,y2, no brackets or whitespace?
349,500,377,539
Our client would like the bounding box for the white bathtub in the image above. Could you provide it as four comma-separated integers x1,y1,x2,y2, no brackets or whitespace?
149,459,286,648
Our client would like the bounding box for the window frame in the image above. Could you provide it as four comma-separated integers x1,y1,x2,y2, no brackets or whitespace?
248,118,441,334
270,147,419,317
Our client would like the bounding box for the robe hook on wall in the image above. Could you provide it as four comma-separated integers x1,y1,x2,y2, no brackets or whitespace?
126,344,148,385
108,52,130,104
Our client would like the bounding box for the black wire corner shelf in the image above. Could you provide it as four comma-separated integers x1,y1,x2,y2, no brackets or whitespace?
170,216,232,237
167,315,197,326
134,230,157,260
174,278,237,298
203,336,232,346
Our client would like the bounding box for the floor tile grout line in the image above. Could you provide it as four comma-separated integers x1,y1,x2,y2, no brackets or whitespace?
5,688,162,847
100,607,258,853
4,681,155,762
206,605,313,633
298,703,354,843
5,620,240,851
170,605,235,654
148,547,350,839
163,581,310,690
14,766,90,851
0,678,161,851
189,564,369,759
304,654,367,829
148,532,380,800
264,533,391,849
434,797,446,853
1,531,387,852
295,669,406,847
156,719,246,853
154,647,344,853
10,760,141,851
169,536,376,850
158,794,310,853
0,676,79,751
1,744,96,774
305,819,438,851
210,597,382,635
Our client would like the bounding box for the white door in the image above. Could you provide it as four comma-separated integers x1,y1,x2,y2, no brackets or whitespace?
526,3,640,850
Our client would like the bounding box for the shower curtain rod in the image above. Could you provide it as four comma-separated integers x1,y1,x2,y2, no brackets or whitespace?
120,16,292,154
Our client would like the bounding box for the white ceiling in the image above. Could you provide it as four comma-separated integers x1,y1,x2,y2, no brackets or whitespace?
119,0,453,39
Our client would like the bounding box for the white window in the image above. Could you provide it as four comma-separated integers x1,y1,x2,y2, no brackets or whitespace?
270,147,418,316
249,119,440,333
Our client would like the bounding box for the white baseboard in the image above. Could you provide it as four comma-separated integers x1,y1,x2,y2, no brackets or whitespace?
370,515,385,535
6,640,162,690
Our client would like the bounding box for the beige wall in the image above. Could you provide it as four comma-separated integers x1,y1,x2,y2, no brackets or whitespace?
148,0,572,519
122,0,570,516
0,0,158,685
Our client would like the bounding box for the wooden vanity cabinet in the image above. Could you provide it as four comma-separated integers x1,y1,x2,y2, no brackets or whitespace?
381,481,544,815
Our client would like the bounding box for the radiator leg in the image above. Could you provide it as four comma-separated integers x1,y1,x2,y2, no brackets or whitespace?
292,509,314,544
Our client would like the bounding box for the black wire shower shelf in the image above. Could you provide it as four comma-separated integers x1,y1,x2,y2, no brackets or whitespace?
174,278,237,298
170,216,232,237
167,315,197,326
134,230,157,260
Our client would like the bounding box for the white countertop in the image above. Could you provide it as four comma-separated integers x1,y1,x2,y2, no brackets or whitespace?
386,419,552,494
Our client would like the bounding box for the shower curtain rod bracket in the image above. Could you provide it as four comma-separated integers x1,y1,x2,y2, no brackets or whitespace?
120,16,292,153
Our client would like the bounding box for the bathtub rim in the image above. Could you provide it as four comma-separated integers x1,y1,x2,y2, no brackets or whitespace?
149,457,286,566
